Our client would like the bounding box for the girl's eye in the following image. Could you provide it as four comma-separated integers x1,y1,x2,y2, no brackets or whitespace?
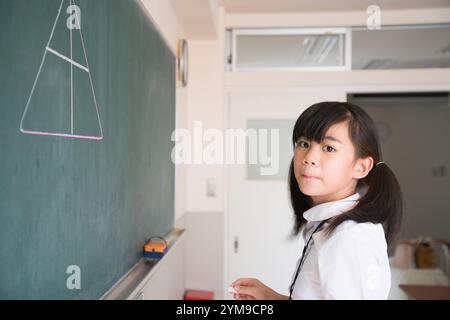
323,145,336,152
297,140,309,148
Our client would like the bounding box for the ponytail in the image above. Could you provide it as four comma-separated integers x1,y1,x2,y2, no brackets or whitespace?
325,161,404,245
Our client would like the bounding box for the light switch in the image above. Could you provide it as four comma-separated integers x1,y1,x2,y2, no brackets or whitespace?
206,178,217,198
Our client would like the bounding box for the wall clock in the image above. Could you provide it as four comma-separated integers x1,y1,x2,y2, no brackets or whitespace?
177,39,189,87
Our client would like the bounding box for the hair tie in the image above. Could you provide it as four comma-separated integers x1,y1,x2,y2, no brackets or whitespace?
376,161,385,166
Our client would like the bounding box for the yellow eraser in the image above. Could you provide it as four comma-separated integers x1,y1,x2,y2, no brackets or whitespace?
144,241,167,253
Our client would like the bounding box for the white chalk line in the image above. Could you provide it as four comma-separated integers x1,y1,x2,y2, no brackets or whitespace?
20,0,103,140
46,47,89,73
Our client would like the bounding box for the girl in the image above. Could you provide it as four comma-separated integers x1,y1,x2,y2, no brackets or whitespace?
231,101,403,300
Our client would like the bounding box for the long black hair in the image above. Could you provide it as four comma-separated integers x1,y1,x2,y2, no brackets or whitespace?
289,102,404,244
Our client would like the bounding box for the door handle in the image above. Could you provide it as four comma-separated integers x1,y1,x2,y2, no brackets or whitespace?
234,237,239,253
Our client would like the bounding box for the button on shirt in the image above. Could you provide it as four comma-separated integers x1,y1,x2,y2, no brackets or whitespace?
290,192,391,300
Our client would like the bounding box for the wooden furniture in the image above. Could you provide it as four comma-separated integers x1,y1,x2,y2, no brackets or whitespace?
400,284,450,300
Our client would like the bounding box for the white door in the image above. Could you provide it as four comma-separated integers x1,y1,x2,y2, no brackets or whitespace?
226,89,346,298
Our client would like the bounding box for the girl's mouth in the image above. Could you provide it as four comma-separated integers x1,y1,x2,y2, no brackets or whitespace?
301,174,319,180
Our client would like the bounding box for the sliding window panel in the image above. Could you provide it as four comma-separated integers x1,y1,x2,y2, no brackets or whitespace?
233,28,350,71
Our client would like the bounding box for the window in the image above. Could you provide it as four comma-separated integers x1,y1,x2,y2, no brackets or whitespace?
352,24,450,69
227,24,450,71
229,28,351,71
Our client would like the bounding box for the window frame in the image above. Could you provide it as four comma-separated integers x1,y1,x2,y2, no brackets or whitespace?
231,27,352,72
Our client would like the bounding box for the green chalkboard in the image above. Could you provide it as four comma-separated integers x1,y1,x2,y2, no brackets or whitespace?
0,0,175,299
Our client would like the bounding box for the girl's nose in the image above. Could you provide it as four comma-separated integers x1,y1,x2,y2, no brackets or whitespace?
302,158,317,166
302,149,318,166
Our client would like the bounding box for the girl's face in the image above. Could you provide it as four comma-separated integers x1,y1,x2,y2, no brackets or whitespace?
293,121,373,205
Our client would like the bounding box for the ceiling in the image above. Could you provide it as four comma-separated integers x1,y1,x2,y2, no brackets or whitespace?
218,0,450,13
169,0,219,38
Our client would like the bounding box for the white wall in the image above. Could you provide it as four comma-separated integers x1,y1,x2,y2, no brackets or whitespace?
225,8,450,28
185,212,224,299
186,39,225,213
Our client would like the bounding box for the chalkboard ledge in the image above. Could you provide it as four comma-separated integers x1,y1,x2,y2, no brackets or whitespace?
101,228,186,300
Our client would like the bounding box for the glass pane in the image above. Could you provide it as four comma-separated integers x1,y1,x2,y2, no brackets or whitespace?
236,34,344,69
352,25,450,69
246,119,296,180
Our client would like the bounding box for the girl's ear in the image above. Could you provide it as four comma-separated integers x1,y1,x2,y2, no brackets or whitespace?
353,156,374,179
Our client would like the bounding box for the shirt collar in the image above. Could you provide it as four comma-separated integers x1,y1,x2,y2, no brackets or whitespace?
303,192,361,222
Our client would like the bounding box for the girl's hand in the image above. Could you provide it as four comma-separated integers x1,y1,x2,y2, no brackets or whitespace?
230,278,288,300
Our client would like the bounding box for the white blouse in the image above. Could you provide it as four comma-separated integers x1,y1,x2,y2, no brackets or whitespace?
290,192,391,300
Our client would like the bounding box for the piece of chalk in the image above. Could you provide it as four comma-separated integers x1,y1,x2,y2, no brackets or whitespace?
228,286,237,294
